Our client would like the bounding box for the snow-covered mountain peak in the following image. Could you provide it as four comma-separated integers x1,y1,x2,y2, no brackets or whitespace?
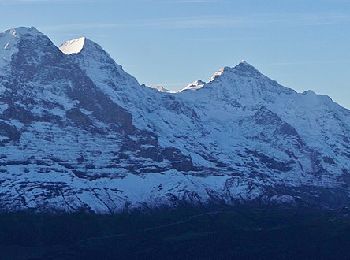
153,85,170,92
0,27,43,76
235,59,257,69
60,35,141,97
59,36,108,57
209,66,229,81
0,29,18,52
232,60,263,78
210,61,262,82
0,27,42,52
59,37,86,55
239,60,249,65
60,36,109,61
181,80,206,91
59,37,108,56
4,26,42,38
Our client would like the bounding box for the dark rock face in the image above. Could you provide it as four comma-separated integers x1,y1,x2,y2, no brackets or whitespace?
2,106,35,124
66,72,134,134
66,108,93,129
0,121,20,143
246,149,294,172
254,107,300,139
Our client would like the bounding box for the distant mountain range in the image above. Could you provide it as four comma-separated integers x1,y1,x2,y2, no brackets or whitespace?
0,27,349,213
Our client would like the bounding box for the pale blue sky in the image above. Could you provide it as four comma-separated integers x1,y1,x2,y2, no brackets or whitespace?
0,0,349,108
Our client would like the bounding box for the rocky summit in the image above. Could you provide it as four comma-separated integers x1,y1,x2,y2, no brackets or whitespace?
0,27,349,213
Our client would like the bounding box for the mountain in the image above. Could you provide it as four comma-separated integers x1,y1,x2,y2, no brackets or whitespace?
0,27,349,213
